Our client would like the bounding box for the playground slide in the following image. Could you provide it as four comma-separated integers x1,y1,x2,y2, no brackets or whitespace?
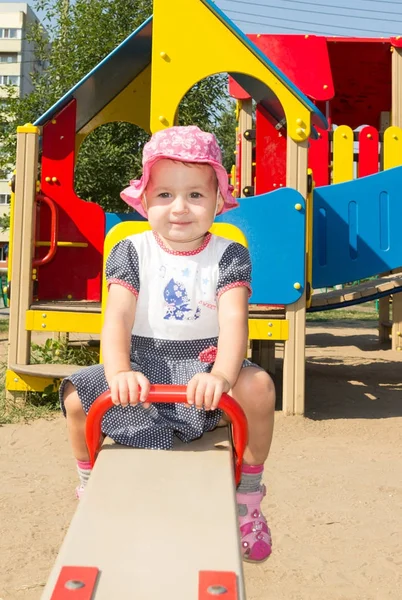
309,165,402,311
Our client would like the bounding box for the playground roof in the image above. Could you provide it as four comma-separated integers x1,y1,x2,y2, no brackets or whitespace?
34,2,327,133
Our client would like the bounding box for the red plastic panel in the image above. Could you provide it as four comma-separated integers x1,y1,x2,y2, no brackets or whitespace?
308,127,330,188
255,105,286,194
199,571,238,600
327,41,391,130
50,566,99,599
38,100,105,301
229,34,334,101
358,126,379,178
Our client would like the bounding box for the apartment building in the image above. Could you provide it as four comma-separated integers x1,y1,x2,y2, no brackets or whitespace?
0,2,41,270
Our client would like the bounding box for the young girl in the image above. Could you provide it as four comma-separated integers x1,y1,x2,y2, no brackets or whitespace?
61,125,275,563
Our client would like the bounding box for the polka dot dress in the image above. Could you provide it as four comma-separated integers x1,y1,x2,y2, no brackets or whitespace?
59,231,257,450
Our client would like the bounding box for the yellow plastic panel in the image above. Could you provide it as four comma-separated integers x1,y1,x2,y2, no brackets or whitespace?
76,65,152,152
248,318,289,341
332,126,354,183
6,369,60,392
151,0,311,140
384,126,402,170
25,310,101,334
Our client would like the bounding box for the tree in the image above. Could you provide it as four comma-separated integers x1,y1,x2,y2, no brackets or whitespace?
0,0,236,214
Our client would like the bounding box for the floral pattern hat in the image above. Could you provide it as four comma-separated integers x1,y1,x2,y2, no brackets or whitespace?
120,125,239,218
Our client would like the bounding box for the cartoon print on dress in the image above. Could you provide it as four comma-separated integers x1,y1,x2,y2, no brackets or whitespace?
163,278,201,321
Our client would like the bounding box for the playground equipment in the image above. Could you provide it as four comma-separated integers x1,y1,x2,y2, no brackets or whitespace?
42,386,248,599
230,35,402,351
6,0,328,416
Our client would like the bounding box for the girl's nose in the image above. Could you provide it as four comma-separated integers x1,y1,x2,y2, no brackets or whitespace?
172,195,188,213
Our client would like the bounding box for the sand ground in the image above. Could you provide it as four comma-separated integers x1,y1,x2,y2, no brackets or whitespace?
0,320,401,600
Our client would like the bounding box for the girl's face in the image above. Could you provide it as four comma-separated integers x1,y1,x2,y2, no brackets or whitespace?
144,159,224,250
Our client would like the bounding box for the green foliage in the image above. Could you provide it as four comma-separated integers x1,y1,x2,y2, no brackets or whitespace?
31,337,99,366
0,213,10,232
0,0,236,212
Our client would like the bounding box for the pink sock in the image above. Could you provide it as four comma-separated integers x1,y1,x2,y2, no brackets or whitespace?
76,459,92,488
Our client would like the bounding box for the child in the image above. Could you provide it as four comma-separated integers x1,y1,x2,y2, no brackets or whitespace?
61,125,275,563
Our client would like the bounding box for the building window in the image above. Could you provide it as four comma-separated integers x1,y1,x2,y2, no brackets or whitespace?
0,244,8,261
0,53,18,63
0,28,21,39
0,194,11,205
0,75,19,86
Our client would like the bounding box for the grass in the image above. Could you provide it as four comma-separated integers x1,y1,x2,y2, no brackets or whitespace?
306,308,378,322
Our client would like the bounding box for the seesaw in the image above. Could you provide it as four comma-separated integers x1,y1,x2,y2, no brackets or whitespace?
42,385,248,599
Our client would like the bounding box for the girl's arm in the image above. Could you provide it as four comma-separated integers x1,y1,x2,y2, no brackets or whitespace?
101,284,137,385
212,286,249,388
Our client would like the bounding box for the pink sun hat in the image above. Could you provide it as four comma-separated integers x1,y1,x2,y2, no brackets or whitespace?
120,125,239,218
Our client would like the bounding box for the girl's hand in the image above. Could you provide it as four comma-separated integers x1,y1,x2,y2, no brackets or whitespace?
186,372,231,411
110,371,151,408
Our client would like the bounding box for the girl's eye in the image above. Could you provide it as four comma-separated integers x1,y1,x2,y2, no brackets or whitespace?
158,192,171,199
190,192,202,199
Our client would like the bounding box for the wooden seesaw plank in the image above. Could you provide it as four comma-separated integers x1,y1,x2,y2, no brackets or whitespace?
41,388,247,600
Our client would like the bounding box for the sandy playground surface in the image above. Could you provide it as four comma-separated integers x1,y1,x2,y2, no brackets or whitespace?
0,318,402,600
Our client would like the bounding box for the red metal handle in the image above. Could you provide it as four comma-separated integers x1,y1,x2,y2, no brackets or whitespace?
86,385,248,485
33,194,58,267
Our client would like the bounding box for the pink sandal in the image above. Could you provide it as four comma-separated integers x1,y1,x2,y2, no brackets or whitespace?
237,485,272,562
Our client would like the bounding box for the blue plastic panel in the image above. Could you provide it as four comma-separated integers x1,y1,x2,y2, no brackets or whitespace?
312,166,402,288
105,212,145,234
106,188,306,305
216,188,306,305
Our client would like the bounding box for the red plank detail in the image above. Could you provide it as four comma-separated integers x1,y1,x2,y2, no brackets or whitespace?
308,127,330,187
358,126,379,178
50,566,99,600
199,571,238,600
255,104,286,194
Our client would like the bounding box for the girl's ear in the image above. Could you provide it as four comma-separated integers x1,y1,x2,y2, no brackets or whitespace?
216,191,225,216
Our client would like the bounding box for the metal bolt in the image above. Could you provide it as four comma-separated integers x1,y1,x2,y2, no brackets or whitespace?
51,176,58,183
41,323,46,328
42,313,47,318
294,282,301,290
65,580,85,590
268,322,272,327
14,377,19,382
268,332,272,337
160,51,168,59
207,585,228,595
295,203,302,211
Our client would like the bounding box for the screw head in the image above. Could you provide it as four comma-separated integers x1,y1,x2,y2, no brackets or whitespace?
294,282,301,290
207,585,228,595
65,580,85,590
295,203,302,211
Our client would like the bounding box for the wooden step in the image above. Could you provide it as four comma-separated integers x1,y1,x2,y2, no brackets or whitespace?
9,363,82,379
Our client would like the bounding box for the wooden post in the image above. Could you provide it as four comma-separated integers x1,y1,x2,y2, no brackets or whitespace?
238,98,253,197
7,125,39,398
392,294,402,351
388,47,402,349
283,138,308,415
